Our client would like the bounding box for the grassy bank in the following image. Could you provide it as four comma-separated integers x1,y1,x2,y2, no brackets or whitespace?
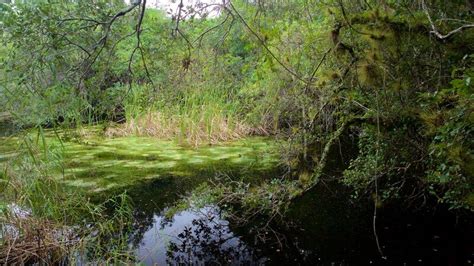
0,126,281,264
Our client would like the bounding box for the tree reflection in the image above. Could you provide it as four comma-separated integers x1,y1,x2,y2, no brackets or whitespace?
165,207,264,265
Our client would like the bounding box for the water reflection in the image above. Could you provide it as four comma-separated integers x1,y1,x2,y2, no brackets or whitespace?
136,206,264,265
128,181,473,265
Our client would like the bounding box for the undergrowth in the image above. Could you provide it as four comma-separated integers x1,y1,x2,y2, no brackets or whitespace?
0,128,135,264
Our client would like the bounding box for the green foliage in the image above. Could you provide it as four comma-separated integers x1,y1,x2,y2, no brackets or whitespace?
421,62,474,209
335,2,474,210
1,0,132,125
0,0,473,234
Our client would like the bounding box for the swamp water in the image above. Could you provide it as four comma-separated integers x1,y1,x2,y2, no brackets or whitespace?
0,129,473,265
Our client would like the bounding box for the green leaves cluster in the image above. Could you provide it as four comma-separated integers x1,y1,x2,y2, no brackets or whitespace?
1,0,473,211
421,61,474,209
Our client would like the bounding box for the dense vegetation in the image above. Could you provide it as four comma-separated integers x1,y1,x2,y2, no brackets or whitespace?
0,0,473,263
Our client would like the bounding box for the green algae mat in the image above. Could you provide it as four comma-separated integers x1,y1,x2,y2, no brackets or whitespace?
0,128,281,194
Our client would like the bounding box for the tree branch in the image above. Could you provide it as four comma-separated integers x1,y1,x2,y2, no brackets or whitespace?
422,0,474,40
228,1,307,84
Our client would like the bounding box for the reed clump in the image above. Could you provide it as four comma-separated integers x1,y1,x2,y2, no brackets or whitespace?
0,131,134,264
105,111,270,146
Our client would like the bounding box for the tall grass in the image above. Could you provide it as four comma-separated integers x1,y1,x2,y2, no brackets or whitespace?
0,127,134,264
106,84,270,146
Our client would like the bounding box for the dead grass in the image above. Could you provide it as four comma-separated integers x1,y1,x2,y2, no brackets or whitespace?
105,112,270,146
0,209,79,265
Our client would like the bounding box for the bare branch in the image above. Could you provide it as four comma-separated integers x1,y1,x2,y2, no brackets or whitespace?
422,0,474,40
134,0,154,84
193,13,231,47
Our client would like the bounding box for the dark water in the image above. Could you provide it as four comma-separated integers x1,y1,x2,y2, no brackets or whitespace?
123,178,473,265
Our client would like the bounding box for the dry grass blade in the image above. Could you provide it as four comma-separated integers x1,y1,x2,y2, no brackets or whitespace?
0,212,80,265
105,112,270,146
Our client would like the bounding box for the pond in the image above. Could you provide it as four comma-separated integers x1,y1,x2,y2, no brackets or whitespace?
0,128,473,265
126,179,473,265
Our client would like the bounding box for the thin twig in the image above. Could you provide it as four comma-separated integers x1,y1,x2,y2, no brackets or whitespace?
422,0,474,40
228,1,307,84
